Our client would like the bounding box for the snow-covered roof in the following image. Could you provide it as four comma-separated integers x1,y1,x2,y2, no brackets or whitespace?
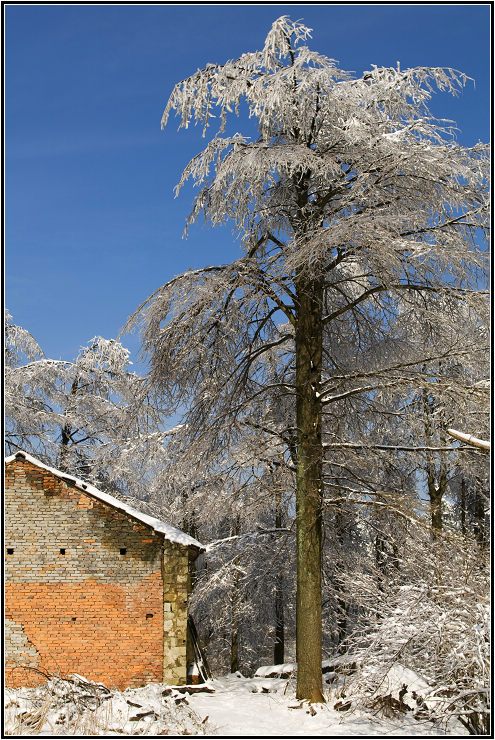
5,451,205,551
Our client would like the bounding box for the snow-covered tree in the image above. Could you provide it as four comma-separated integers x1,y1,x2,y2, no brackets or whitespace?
5,310,50,455
338,522,490,735
143,345,298,674
128,16,489,701
5,310,44,368
5,312,167,499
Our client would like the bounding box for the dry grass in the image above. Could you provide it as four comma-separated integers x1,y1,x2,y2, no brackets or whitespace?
4,674,211,736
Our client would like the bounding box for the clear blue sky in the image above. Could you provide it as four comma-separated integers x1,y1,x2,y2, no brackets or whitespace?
5,3,491,366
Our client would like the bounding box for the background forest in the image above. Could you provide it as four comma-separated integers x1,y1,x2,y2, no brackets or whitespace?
5,8,490,735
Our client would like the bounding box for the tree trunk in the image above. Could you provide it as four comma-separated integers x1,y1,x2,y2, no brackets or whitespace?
473,480,486,546
274,581,285,666
423,387,446,534
429,484,443,533
184,511,198,675
230,605,239,674
333,507,348,651
230,516,240,674
59,377,80,472
295,273,325,703
274,486,284,665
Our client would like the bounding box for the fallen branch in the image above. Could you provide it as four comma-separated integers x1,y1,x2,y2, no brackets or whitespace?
163,684,215,695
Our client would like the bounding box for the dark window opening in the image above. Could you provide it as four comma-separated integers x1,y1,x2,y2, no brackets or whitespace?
59,548,66,555
120,548,127,555
7,548,14,555
72,617,77,621
146,613,153,619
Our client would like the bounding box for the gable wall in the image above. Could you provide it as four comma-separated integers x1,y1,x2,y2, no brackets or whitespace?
5,457,189,689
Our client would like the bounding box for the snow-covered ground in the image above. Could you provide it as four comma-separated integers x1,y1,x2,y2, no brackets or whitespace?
187,674,463,737
4,670,467,736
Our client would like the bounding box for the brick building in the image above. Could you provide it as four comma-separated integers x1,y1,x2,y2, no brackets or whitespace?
4,451,205,690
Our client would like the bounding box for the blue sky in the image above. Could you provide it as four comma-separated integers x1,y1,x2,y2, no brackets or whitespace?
5,3,491,367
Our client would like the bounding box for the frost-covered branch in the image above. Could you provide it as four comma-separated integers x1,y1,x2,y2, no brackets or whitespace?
446,428,490,450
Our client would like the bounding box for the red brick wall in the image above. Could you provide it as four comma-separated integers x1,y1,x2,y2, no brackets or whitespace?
5,457,166,689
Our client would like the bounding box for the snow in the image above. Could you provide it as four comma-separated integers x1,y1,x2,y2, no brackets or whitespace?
255,656,361,680
255,662,296,677
4,673,465,736
5,451,205,550
4,677,209,736
446,428,490,450
379,663,433,700
187,674,455,736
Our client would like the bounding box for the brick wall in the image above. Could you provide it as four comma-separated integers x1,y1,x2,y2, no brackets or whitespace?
4,456,190,689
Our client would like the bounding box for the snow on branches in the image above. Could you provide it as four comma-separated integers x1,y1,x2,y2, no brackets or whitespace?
5,312,168,499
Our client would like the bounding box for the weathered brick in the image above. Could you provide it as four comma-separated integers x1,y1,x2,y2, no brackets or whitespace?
5,455,198,689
